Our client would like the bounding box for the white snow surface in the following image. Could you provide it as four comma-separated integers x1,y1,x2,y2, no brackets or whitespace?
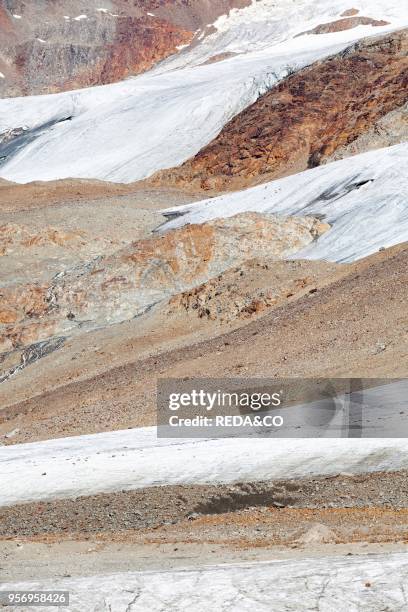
2,553,408,611
0,0,406,184
158,0,408,70
161,144,408,263
1,428,408,506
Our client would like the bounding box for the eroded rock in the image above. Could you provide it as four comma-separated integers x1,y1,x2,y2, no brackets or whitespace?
296,16,389,37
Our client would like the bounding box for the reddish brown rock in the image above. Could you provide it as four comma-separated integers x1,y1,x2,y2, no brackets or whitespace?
341,8,360,17
297,16,389,36
99,18,189,86
151,30,408,192
7,16,192,96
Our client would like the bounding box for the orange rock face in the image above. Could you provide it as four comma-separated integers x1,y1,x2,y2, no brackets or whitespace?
151,30,408,192
51,16,194,94
100,18,190,86
6,17,192,97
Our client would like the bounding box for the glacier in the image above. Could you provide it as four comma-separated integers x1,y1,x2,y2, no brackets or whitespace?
2,552,408,611
161,143,408,263
0,0,406,184
1,427,408,507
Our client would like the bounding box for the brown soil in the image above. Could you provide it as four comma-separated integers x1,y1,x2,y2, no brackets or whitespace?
0,178,204,214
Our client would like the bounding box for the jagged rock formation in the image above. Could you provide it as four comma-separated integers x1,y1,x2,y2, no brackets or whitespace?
0,0,249,97
151,30,408,192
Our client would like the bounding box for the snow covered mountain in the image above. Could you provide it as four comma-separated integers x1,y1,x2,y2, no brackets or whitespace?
0,0,406,184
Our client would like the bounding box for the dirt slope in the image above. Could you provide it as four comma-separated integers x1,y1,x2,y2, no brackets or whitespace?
1,243,406,444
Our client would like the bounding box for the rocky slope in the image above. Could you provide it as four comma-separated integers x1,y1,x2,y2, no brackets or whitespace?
151,29,408,192
0,211,327,382
0,0,248,97
0,242,405,444
1,471,407,539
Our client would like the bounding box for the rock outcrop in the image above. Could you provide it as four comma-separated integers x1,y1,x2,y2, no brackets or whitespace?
341,9,360,17
151,30,408,192
167,258,337,323
0,212,328,362
296,16,389,37
327,102,408,161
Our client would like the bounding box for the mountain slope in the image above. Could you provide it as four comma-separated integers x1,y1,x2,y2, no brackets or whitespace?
0,0,251,97
0,1,406,184
1,242,406,443
151,29,408,191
